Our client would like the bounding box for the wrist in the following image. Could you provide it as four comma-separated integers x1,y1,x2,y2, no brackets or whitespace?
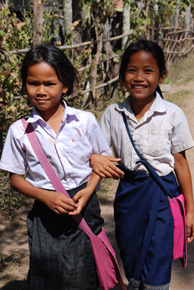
38,188,50,204
186,206,194,213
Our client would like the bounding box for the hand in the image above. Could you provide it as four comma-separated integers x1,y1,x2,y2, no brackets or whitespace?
186,210,194,243
43,190,77,215
90,154,124,179
69,188,92,215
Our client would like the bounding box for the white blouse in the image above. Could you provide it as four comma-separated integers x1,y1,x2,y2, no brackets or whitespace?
100,92,194,176
0,101,111,190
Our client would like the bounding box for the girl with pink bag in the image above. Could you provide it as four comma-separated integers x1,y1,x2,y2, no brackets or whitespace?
0,44,114,290
91,40,194,290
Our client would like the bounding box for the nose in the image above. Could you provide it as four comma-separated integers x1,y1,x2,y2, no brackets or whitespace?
37,84,45,95
134,71,143,82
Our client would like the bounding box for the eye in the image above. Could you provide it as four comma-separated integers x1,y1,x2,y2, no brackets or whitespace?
144,69,153,73
126,68,136,73
45,82,56,86
27,81,39,86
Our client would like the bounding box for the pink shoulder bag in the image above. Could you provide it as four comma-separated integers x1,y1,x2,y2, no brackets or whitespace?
122,112,187,268
22,119,126,290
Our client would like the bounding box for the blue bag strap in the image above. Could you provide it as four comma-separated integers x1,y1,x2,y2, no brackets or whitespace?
122,112,172,197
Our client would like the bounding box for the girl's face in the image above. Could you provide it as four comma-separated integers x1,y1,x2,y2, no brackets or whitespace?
26,62,68,117
124,50,164,102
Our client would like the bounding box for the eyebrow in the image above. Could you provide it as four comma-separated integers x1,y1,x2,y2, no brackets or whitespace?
126,65,155,70
26,76,57,81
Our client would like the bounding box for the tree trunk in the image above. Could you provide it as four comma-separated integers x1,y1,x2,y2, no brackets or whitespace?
63,0,72,34
90,32,103,107
185,1,191,37
145,0,151,39
0,0,9,9
33,0,44,46
81,1,91,41
173,0,180,28
122,0,130,49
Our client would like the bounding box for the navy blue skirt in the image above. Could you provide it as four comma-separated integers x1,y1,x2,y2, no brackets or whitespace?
114,165,180,286
27,183,103,290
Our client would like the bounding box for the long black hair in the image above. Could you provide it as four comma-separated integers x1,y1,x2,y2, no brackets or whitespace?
21,44,78,96
119,40,167,97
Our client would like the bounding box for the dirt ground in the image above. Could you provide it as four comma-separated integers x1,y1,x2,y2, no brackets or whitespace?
1,78,194,289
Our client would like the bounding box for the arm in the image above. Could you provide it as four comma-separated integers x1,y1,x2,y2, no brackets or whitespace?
70,172,101,215
10,173,77,215
173,151,194,243
90,154,124,179
87,109,124,179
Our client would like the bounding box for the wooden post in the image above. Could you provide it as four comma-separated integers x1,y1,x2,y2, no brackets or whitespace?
122,0,130,49
63,0,72,34
33,0,44,46
90,32,103,107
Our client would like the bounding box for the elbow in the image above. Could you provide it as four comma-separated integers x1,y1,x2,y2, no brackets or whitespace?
9,173,22,189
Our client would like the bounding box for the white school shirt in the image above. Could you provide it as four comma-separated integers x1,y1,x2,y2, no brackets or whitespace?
0,101,112,190
100,92,194,176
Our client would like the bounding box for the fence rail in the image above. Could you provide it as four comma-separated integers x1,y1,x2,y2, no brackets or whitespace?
6,29,194,104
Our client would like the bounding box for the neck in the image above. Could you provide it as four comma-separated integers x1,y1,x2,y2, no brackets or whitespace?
39,103,64,134
130,95,156,119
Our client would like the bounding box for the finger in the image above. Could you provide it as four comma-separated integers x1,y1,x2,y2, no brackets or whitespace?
108,162,124,173
188,231,194,243
186,228,191,238
100,169,114,178
188,236,194,243
97,172,107,178
58,200,77,212
53,207,69,215
69,201,83,215
62,196,77,207
105,156,121,162
72,192,81,203
114,167,124,177
103,167,124,179
68,207,81,215
109,167,124,178
187,224,194,241
98,170,120,179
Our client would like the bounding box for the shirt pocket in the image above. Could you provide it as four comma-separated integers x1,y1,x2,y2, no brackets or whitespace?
134,129,171,158
62,135,92,166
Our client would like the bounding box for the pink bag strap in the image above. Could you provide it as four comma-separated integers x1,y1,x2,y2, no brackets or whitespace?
21,119,94,237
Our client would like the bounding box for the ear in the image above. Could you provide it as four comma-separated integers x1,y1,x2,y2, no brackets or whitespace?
62,87,69,94
159,70,166,84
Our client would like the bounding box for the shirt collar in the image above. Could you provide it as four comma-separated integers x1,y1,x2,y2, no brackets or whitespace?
116,91,167,121
26,100,79,124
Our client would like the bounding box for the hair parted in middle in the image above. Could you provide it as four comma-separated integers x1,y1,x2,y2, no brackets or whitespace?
21,43,78,96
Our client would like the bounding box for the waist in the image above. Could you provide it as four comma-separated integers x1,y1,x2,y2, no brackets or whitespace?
118,164,179,196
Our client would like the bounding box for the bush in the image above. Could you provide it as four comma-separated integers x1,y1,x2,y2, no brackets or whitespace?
0,170,28,220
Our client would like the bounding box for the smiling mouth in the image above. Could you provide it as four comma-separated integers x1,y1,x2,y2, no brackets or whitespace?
132,85,147,89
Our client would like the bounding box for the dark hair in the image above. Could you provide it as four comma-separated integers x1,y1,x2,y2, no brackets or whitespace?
21,44,78,95
119,40,167,97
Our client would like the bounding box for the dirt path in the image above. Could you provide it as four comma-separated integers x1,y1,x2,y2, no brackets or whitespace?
1,81,194,289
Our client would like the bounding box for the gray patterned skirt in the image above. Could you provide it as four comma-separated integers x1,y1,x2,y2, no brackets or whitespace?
27,183,104,290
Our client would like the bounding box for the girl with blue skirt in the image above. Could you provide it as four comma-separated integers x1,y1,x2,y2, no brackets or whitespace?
91,40,194,290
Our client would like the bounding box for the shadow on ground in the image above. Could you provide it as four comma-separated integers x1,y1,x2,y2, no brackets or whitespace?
0,280,28,290
170,242,194,289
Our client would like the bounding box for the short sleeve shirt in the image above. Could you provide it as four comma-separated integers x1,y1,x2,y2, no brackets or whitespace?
100,93,194,176
0,101,112,190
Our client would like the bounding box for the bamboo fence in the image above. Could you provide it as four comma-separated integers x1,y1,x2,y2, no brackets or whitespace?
6,29,194,105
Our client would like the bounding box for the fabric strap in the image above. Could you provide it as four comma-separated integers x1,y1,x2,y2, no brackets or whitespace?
122,112,173,198
21,119,95,237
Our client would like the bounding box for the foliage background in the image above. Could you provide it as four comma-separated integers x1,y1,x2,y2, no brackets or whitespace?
0,0,194,218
